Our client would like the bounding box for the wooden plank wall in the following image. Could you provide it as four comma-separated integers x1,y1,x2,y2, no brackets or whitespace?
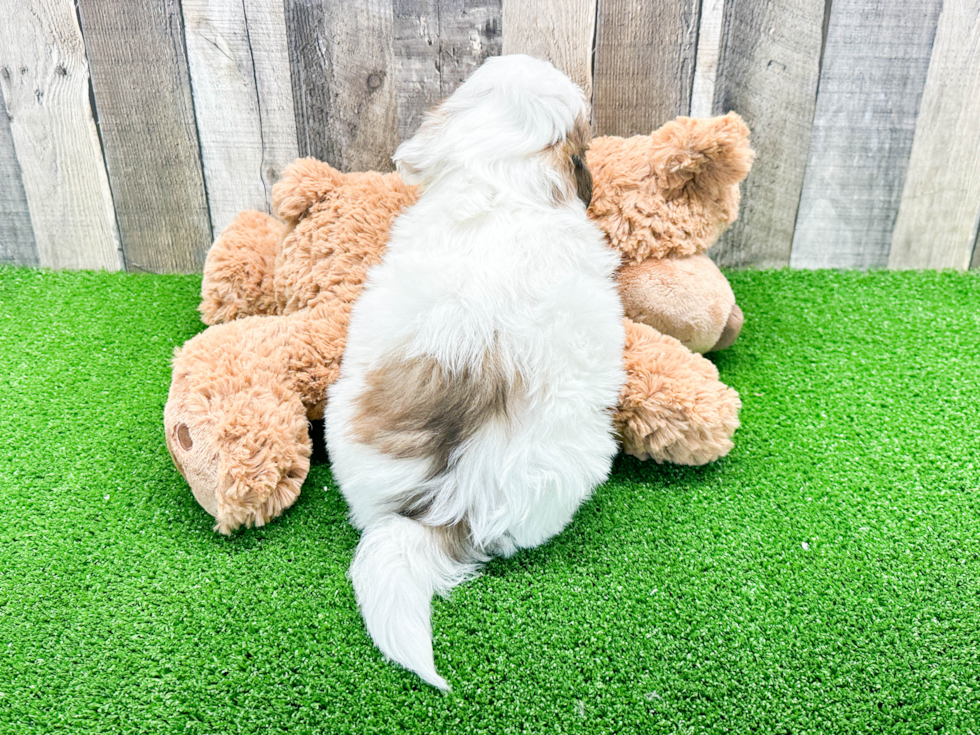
0,0,119,271
710,0,825,268
395,0,502,143
790,0,943,269
0,87,38,266
592,0,701,136
889,0,980,270
182,0,299,235
502,0,594,98
0,0,977,273
284,0,398,172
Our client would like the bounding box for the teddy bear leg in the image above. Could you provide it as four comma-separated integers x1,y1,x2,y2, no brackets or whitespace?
615,319,741,465
199,210,285,325
618,254,743,354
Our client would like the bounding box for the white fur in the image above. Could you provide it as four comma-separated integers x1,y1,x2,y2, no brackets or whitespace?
325,55,625,689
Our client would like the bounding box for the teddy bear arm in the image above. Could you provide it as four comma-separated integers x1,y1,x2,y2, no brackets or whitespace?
615,318,741,465
199,210,285,325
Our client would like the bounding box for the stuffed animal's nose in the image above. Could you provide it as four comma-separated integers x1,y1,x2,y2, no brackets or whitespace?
176,423,193,450
164,402,220,520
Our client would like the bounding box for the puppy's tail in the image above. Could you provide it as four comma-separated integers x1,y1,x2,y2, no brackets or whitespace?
349,514,480,690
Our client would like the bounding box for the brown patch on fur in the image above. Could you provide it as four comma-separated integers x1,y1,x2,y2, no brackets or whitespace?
549,114,593,206
432,520,473,563
391,486,436,521
388,492,473,561
353,349,516,479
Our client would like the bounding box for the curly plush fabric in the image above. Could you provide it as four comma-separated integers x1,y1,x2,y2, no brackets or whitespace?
615,319,741,464
588,113,753,262
199,211,282,324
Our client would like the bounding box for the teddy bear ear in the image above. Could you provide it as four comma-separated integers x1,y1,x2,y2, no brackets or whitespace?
651,112,754,195
271,158,346,225
587,113,754,261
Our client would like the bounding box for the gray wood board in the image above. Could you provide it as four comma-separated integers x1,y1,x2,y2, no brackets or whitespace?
790,0,942,269
393,0,501,143
0,0,119,271
710,0,826,268
182,0,299,235
691,0,726,117
592,0,701,136
0,87,37,266
77,0,211,273
890,0,980,270
285,0,397,172
501,0,596,100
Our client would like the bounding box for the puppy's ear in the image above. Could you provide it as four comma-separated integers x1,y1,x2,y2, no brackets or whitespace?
394,109,449,187
571,154,593,206
550,114,593,206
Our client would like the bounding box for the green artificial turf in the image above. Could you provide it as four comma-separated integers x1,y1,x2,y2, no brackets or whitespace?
1,266,979,734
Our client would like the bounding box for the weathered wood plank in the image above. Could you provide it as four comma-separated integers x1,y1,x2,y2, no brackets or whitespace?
394,0,501,142
690,0,725,117
77,0,211,273
285,0,397,172
0,86,38,266
0,0,119,271
790,0,942,269
182,0,299,235
436,1,502,94
394,0,442,142
710,0,825,268
501,0,596,100
974,212,980,270
592,0,700,136
890,0,980,270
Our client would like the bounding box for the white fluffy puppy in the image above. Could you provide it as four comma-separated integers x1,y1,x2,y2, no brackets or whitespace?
325,55,625,689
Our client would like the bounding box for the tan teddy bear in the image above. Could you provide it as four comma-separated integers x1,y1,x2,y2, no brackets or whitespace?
164,113,753,534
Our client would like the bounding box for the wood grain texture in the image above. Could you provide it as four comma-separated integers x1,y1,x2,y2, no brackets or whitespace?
0,86,38,266
592,0,700,136
791,0,942,269
285,0,397,172
690,0,725,117
77,0,211,273
0,0,119,271
394,0,502,142
501,0,596,100
710,0,825,268
890,0,980,270
974,207,980,269
183,0,299,235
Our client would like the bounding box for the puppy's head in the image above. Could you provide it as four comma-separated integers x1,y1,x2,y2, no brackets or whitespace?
394,55,592,206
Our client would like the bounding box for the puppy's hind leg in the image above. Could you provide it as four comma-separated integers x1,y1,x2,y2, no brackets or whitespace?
349,514,481,690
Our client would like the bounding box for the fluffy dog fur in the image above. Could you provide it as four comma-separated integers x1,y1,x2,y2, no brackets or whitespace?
324,56,626,689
